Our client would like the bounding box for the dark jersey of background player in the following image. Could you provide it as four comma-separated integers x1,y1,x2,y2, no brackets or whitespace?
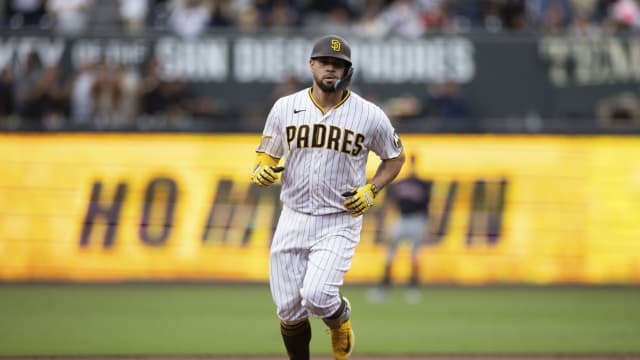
388,175,432,218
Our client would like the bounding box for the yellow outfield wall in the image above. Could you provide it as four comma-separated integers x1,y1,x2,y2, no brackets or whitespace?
0,133,639,284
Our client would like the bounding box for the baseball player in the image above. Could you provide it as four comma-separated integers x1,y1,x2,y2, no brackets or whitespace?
250,35,405,360
369,153,432,304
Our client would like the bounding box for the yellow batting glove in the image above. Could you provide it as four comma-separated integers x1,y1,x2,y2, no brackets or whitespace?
342,183,379,217
251,153,284,187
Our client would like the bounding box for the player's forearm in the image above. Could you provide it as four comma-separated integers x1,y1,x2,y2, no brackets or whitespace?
370,151,406,192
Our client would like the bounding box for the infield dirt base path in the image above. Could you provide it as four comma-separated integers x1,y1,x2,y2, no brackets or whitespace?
219,356,640,360
11,356,640,360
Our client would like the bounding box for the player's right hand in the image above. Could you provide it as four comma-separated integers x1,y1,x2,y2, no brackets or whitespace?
251,152,283,187
251,164,284,187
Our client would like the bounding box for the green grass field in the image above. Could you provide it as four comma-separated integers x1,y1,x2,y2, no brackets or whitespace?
0,284,639,356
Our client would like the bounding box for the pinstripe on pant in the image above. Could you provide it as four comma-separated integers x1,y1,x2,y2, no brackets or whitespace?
269,205,362,324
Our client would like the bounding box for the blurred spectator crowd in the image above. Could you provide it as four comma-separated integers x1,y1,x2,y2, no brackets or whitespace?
3,0,640,37
2,0,640,132
0,50,232,131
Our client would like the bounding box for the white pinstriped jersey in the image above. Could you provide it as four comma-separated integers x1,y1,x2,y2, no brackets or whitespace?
257,88,403,215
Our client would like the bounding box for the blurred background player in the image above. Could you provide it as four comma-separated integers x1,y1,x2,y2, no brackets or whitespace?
369,153,432,304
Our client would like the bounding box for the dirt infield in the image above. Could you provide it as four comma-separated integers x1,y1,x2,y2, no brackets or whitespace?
210,356,637,360
209,356,640,360
9,356,640,360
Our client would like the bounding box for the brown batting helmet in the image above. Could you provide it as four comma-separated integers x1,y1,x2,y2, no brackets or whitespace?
310,35,352,65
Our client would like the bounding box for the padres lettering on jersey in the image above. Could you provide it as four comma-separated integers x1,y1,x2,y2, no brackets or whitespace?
257,88,402,215
285,125,365,156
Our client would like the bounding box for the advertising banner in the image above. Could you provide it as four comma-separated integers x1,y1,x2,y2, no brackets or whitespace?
1,134,639,283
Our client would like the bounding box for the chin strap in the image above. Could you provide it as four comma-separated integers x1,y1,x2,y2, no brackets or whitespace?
334,66,354,91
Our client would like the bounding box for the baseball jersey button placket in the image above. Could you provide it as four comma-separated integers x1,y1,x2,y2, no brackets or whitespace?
310,151,322,209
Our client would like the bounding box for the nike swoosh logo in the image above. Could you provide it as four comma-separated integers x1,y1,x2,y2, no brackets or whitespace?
293,109,306,114
342,333,351,353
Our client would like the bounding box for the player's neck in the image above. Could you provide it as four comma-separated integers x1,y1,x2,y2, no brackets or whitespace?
310,84,346,112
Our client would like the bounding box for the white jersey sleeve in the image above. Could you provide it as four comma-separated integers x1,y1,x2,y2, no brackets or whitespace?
369,105,403,160
256,99,286,158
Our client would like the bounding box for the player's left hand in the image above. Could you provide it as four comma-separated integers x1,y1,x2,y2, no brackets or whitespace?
342,183,378,217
